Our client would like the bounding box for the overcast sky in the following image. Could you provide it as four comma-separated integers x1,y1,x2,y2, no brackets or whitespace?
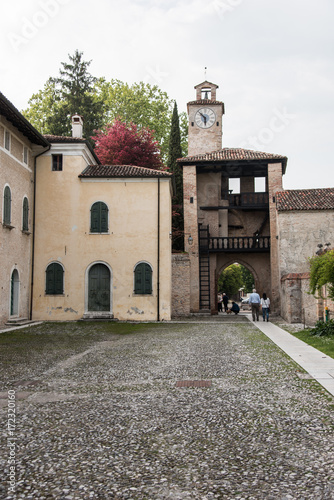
1,0,333,190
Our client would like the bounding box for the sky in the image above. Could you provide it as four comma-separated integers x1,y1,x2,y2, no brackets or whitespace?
1,0,333,190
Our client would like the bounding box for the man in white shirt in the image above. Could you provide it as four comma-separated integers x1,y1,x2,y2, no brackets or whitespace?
249,288,261,321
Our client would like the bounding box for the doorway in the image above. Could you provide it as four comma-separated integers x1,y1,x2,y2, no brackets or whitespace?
10,269,19,316
88,263,111,312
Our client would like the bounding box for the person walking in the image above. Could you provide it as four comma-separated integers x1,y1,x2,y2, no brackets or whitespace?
249,288,261,321
218,293,223,313
222,293,229,313
261,293,270,322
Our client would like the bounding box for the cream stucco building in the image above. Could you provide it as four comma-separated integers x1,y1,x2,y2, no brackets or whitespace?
0,99,172,326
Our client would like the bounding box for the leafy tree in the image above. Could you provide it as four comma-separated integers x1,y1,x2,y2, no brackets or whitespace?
309,249,334,299
96,79,175,160
23,50,104,140
23,53,189,159
92,119,165,170
218,264,244,297
167,102,184,251
240,265,255,293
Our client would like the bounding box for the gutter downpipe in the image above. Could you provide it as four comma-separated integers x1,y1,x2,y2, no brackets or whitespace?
157,177,160,322
30,145,51,320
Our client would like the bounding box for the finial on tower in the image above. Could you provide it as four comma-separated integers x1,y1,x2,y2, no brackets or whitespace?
204,66,207,79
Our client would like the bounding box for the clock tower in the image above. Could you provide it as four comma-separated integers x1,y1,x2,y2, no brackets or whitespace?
187,81,225,156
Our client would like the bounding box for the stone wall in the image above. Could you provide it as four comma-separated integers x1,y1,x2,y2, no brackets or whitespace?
281,273,331,325
172,254,191,317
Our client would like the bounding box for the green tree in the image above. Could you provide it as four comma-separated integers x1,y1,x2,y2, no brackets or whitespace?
240,265,254,293
309,249,334,299
167,102,184,251
23,50,104,140
218,264,244,297
95,79,175,160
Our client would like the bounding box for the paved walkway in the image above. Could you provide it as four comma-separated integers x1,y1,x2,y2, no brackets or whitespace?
248,315,334,396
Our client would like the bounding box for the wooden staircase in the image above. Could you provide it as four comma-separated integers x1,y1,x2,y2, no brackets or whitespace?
199,225,211,311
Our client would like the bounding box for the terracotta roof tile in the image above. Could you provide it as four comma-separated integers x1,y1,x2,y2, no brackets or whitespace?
44,134,86,143
79,164,171,179
187,100,224,105
276,188,334,211
178,148,287,164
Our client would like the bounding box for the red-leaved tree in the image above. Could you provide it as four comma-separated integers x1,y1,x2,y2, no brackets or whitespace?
93,119,165,170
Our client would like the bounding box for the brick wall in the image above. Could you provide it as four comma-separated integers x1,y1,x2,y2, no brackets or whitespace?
172,254,191,316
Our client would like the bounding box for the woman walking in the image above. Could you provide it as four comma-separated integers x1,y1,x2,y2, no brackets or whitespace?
261,293,270,322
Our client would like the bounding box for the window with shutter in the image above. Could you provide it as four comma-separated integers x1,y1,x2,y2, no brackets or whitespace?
45,263,64,295
22,197,29,231
3,186,11,225
134,263,152,294
90,202,108,233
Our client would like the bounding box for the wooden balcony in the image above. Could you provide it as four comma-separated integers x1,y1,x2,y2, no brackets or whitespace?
222,191,269,209
200,235,270,253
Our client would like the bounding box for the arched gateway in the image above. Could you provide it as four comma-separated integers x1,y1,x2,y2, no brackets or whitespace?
177,81,287,314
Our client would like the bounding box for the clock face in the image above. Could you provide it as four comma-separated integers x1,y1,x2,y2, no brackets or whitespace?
195,108,216,128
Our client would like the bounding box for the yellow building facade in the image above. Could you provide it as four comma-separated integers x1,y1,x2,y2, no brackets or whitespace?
32,134,172,322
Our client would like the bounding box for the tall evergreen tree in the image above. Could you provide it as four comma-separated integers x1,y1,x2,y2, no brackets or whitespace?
167,102,184,251
24,50,104,141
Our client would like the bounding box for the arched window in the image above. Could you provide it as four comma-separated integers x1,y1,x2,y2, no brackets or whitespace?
134,262,152,295
46,263,64,295
22,197,29,231
90,202,108,233
3,186,11,225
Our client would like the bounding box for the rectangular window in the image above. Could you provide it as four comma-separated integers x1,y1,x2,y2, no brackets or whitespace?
52,154,63,171
23,146,28,164
5,131,10,151
229,178,240,194
255,177,266,192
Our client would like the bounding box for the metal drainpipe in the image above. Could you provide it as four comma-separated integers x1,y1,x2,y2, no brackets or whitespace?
157,177,160,322
30,145,51,320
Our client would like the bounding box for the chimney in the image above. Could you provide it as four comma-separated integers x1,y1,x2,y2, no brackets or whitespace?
71,114,83,138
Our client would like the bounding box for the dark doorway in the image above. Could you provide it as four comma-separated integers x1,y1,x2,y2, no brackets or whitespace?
88,264,110,312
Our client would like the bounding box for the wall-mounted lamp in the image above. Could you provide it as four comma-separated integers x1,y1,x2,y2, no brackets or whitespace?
188,235,193,245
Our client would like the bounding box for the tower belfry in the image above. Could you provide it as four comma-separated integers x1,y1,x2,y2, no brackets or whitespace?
187,81,225,156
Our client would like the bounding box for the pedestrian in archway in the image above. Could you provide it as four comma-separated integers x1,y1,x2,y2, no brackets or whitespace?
249,288,261,321
218,293,223,312
226,301,240,314
222,293,229,312
261,293,270,322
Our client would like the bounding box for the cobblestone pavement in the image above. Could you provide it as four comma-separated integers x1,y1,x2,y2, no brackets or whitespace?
1,320,334,499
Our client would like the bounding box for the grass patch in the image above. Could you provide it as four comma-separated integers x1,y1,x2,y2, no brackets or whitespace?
282,326,334,359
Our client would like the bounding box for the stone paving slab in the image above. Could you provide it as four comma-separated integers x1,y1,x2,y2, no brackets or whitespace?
0,321,334,499
251,316,334,396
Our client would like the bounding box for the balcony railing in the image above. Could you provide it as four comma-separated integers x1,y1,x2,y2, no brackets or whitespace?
200,236,270,253
221,191,269,208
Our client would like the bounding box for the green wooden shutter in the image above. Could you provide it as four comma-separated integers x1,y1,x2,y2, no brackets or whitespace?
135,263,152,294
100,203,108,232
144,265,152,294
4,186,11,225
135,263,144,294
91,203,99,232
22,198,29,231
91,202,108,233
46,263,63,294
54,265,64,294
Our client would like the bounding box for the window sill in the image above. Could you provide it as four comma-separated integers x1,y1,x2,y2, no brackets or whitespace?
22,230,31,235
2,223,15,230
89,232,110,235
45,293,65,296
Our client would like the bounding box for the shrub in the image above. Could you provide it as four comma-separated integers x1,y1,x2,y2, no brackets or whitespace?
309,319,334,337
